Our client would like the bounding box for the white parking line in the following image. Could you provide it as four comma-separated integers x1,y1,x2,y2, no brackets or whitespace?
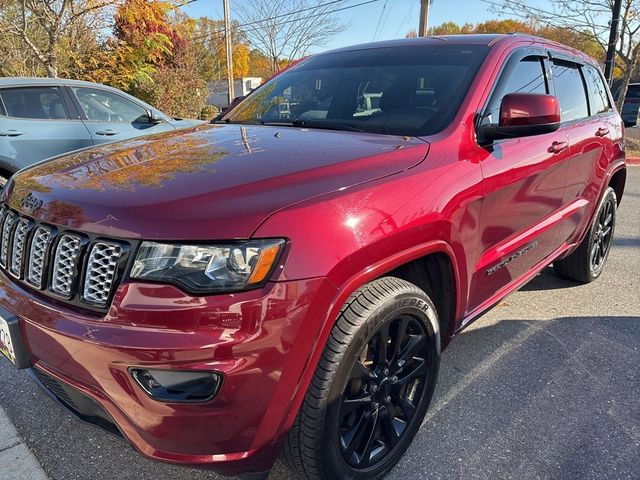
0,405,49,480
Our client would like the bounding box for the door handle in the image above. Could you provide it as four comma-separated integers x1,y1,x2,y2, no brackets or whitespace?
0,130,24,137
95,129,119,136
595,127,610,137
548,140,568,154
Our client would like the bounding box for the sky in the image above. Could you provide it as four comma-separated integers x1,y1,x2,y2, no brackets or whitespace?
181,0,555,53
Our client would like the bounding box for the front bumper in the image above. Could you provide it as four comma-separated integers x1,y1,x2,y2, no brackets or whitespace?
0,271,337,476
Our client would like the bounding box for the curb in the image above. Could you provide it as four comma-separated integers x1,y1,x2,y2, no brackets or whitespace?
0,405,49,480
627,157,640,165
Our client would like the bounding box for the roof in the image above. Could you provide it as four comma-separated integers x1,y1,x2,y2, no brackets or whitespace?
316,34,598,65
0,77,104,88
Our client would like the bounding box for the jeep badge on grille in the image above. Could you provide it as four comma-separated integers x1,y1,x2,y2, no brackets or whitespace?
20,193,43,213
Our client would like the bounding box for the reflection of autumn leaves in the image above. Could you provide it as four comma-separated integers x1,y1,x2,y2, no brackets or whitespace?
226,82,277,122
11,127,226,198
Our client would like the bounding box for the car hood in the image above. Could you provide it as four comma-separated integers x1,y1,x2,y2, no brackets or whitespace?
5,124,429,240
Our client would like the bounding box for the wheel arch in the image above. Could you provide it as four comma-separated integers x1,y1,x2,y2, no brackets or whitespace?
608,166,626,206
280,239,462,437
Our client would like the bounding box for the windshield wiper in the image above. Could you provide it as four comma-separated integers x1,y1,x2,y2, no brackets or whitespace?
261,119,367,133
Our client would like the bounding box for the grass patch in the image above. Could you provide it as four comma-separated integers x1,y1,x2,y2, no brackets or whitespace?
626,136,640,157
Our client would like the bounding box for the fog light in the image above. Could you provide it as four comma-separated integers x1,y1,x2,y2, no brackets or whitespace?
130,368,222,403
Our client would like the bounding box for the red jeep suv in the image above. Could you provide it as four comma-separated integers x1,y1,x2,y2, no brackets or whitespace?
0,35,626,479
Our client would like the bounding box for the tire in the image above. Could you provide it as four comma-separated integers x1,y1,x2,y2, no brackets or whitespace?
283,277,440,480
554,187,617,283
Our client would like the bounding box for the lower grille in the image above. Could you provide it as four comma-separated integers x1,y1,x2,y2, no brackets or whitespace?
30,368,123,439
32,367,79,411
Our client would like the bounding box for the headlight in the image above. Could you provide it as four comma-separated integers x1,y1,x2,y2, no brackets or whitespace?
130,239,285,293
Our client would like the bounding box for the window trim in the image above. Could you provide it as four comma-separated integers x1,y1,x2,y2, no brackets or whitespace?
549,57,591,124
581,63,613,117
0,85,75,122
476,46,550,144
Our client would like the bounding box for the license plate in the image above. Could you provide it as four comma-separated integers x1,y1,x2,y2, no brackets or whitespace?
0,315,16,365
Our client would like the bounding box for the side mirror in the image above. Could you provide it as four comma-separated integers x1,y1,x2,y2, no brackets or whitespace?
481,93,561,142
146,110,164,124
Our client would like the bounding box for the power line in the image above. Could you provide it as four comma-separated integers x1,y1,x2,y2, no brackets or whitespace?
192,0,382,42
372,0,388,41
393,2,415,38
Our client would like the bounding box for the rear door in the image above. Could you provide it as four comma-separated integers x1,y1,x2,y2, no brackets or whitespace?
469,49,570,312
68,86,174,145
0,86,93,173
557,60,616,245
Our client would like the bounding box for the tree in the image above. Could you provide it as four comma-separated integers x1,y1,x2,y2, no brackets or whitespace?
489,0,640,108
0,0,118,77
234,0,347,75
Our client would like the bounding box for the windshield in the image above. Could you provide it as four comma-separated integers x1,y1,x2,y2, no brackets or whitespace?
222,44,489,136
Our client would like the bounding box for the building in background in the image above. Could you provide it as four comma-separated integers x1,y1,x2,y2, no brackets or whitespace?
207,77,262,109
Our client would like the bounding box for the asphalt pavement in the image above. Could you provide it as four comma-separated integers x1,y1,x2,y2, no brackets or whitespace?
0,168,638,480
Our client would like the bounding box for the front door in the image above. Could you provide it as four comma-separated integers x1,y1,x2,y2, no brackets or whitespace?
468,53,570,314
68,86,174,145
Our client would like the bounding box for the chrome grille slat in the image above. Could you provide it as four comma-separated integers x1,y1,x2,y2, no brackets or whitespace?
51,234,82,298
0,204,125,309
9,218,29,277
1,210,16,267
26,226,52,288
83,243,122,307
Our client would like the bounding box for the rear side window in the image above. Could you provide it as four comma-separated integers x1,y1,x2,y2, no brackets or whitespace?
583,65,611,114
0,87,69,120
484,56,547,124
552,61,589,122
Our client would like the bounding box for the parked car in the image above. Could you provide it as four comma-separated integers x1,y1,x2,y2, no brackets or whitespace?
0,35,626,480
0,78,204,187
617,82,640,126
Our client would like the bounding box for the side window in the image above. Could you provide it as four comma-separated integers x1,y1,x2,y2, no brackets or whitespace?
552,60,589,122
583,64,611,115
72,87,148,123
0,87,69,120
485,56,547,123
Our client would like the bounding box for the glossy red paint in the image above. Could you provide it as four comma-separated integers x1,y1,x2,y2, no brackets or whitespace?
0,34,627,477
499,93,561,127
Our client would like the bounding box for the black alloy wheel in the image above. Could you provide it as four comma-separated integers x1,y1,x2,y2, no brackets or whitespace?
590,196,614,273
554,186,617,283
339,314,429,468
283,277,440,480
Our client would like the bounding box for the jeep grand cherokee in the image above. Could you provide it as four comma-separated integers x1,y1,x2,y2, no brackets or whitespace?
0,35,626,479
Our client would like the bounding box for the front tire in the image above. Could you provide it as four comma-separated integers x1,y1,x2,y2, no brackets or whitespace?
283,277,440,480
554,187,617,283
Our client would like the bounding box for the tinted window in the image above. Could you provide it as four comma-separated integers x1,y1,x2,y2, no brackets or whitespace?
223,45,489,136
625,86,640,98
0,87,69,120
73,87,148,123
583,65,610,114
552,61,589,121
485,57,547,124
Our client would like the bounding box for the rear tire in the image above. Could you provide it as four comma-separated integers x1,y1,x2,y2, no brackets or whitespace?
554,187,617,283
283,277,440,480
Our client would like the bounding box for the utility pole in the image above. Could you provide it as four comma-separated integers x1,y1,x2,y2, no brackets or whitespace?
418,0,431,37
604,0,622,85
223,0,235,104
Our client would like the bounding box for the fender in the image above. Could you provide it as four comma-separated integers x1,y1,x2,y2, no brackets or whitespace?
563,159,626,256
276,238,461,438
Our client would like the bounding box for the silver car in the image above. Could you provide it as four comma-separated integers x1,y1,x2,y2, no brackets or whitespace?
0,77,204,187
